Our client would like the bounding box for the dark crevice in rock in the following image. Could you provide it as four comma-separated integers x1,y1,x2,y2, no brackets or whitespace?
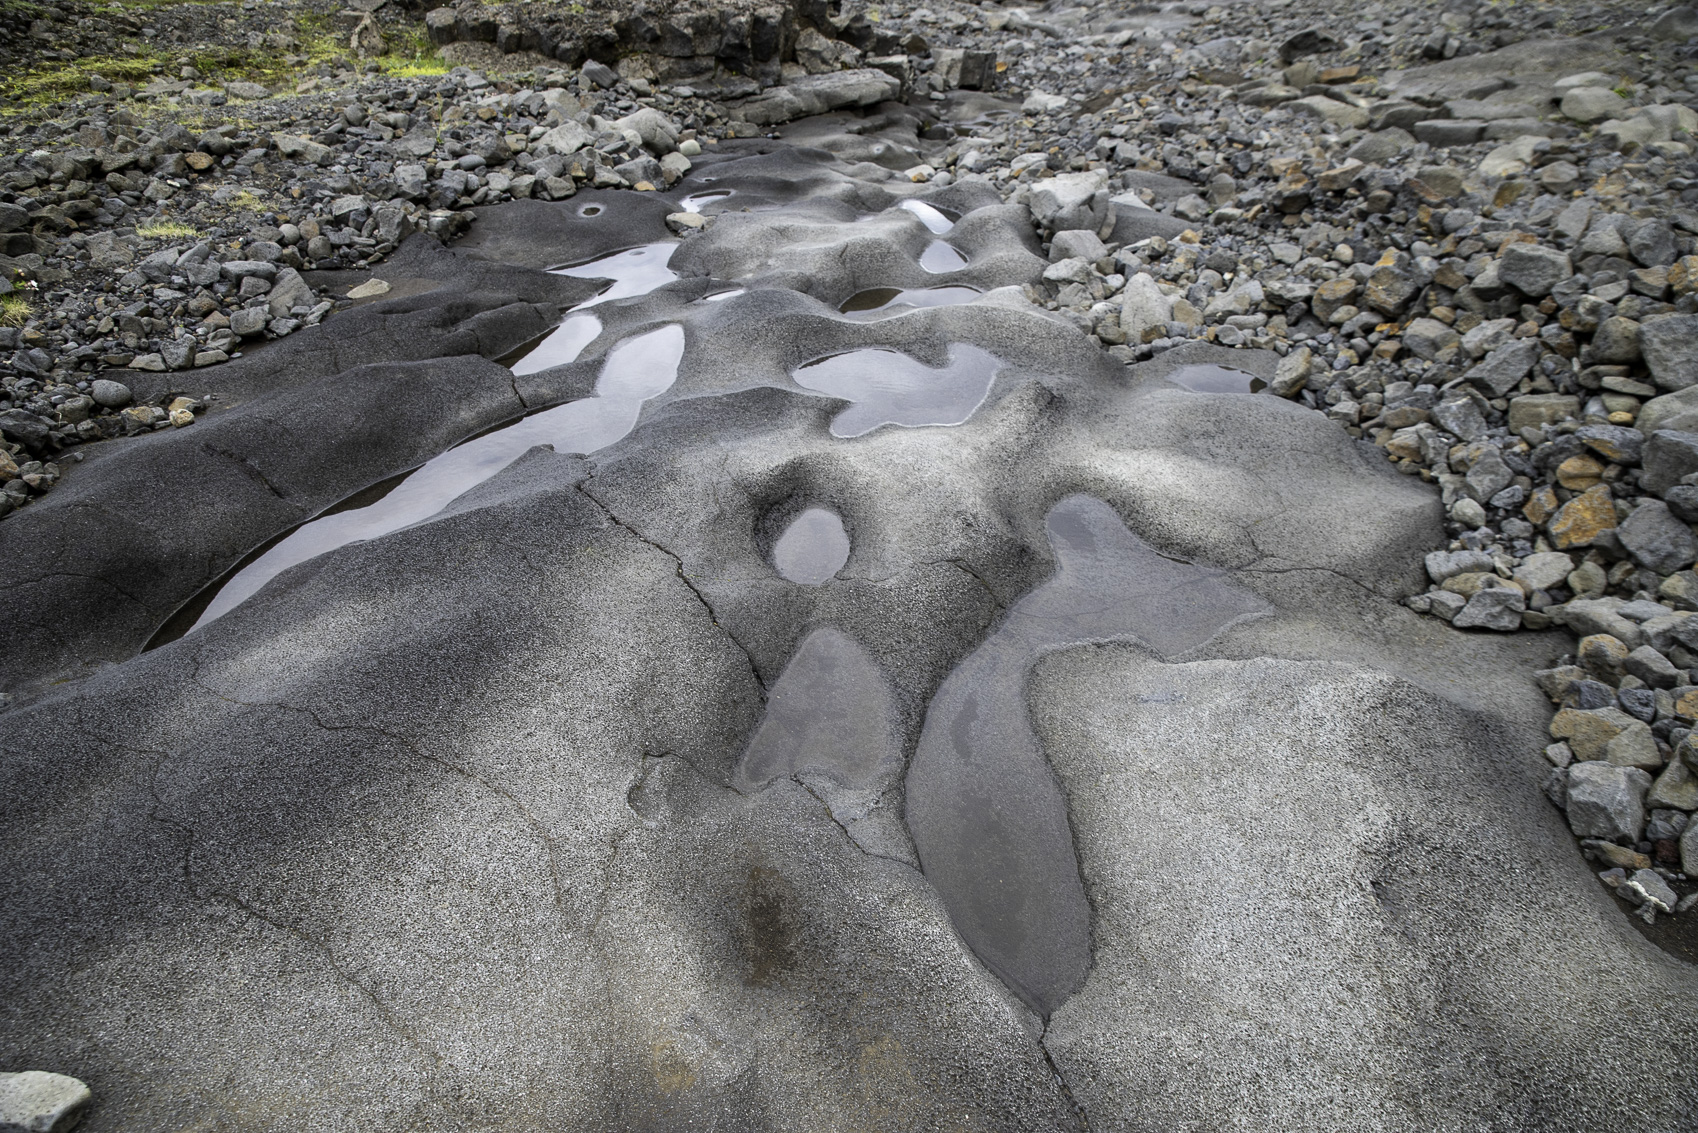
1039,1027,1091,1133
577,476,770,693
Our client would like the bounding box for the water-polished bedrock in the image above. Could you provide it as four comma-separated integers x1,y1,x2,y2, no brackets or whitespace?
2,125,1696,1133
905,495,1269,1014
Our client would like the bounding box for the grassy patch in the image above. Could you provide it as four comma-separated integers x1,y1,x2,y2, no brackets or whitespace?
0,293,34,328
0,11,341,110
136,218,198,238
227,190,267,211
383,51,451,79
89,0,225,10
0,52,170,109
2,12,456,114
378,23,449,79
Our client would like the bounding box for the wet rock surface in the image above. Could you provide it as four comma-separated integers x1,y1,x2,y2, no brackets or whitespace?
5,0,1698,1127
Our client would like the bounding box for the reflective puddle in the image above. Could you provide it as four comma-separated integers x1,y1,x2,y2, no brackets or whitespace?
553,243,678,307
899,199,956,234
507,243,686,374
904,494,1271,1016
507,314,602,376
791,343,1003,438
1166,363,1267,394
772,506,850,584
735,626,896,793
919,241,968,274
183,325,687,631
680,189,733,213
838,286,980,319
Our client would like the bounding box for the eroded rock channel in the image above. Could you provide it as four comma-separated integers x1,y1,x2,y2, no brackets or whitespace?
5,0,1698,1128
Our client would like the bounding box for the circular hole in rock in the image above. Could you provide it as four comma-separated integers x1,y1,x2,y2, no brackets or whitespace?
899,199,957,234
772,506,850,585
1166,364,1267,394
681,189,732,213
919,241,968,274
839,286,980,315
578,204,604,217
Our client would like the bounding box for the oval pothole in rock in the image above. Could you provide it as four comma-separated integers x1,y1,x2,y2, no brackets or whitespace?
504,313,602,376
919,241,969,274
791,344,1004,438
898,199,957,233
1165,364,1268,394
772,506,850,585
905,494,1272,1016
551,243,678,307
838,286,981,319
680,189,733,213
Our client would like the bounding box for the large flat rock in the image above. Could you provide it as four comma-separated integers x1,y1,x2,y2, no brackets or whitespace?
2,123,1693,1132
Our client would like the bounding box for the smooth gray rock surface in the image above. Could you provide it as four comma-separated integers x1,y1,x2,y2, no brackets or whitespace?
1036,653,1691,1133
2,130,1694,1133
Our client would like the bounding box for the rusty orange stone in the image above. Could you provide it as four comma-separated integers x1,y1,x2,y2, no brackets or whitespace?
1669,255,1698,296
1556,454,1605,490
1548,484,1617,549
1675,688,1698,721
1523,485,1560,526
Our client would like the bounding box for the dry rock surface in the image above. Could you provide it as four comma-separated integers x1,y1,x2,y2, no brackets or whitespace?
4,0,1698,1127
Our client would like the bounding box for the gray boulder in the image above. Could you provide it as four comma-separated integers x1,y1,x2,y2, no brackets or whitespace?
1618,499,1698,575
137,247,181,283
738,69,903,126
1452,586,1524,630
1346,128,1415,164
1575,423,1645,465
1513,552,1575,591
1119,273,1172,343
1556,598,1647,649
1465,339,1542,397
1463,448,1514,502
90,378,132,408
1641,430,1698,493
533,120,590,157
1431,396,1489,441
1587,316,1641,364
0,409,52,450
1625,219,1677,267
1560,87,1628,123
229,307,269,337
1291,95,1370,130
1640,389,1698,442
579,59,617,89
1639,314,1698,392
1424,548,1496,583
1565,762,1652,842
1029,170,1110,234
220,260,278,282
0,1071,91,1133
1652,5,1698,38
1498,244,1573,297
613,155,665,187
266,267,314,319
613,108,680,155
271,133,334,166
1051,230,1108,263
